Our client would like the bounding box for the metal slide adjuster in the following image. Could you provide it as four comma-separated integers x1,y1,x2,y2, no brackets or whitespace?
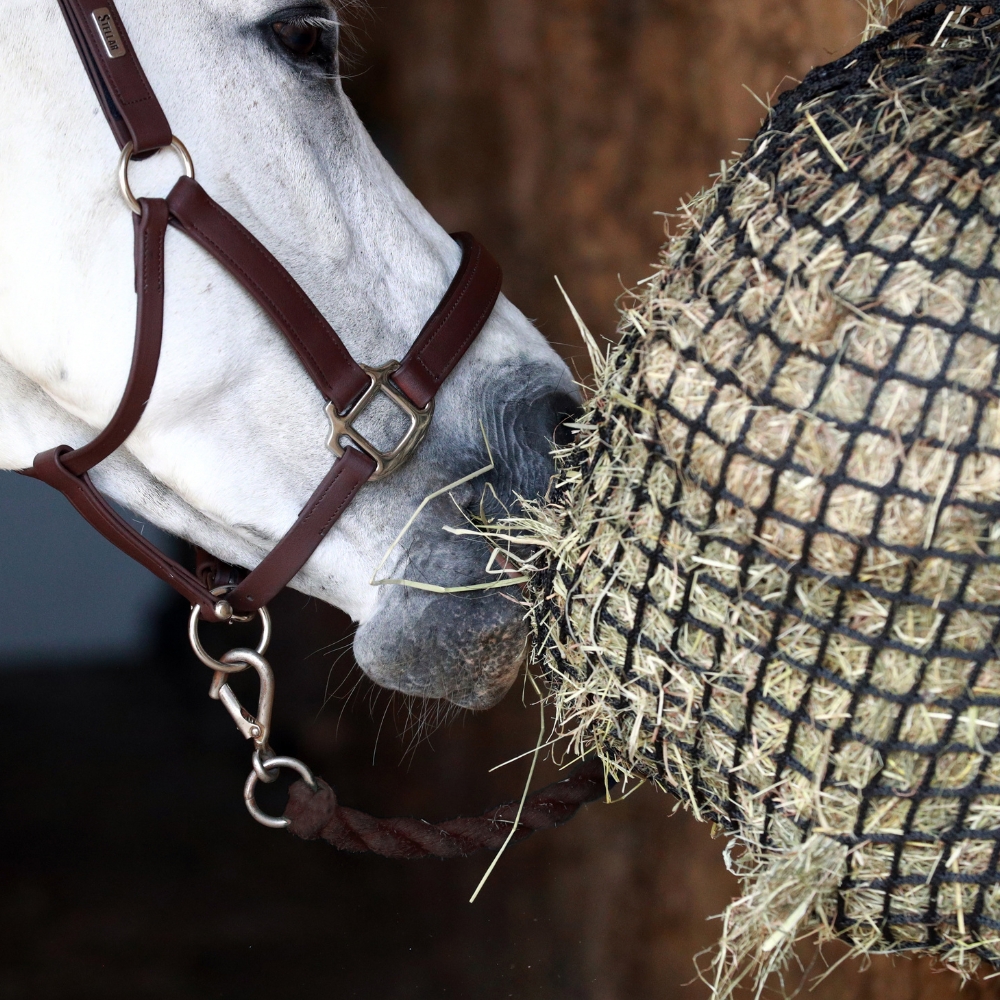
326,361,434,481
118,136,195,215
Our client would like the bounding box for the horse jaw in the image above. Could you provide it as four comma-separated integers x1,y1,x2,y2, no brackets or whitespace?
0,0,574,708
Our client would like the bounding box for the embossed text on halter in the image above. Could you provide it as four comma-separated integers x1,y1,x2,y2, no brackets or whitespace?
92,8,127,59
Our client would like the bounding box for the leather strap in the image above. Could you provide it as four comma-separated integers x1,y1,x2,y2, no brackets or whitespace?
196,547,244,592
56,0,172,155
62,198,168,475
167,177,371,415
228,447,376,612
32,445,224,610
28,197,224,614
33,1,503,623
394,233,503,409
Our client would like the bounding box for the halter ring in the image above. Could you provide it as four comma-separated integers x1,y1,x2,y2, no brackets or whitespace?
118,136,195,215
244,753,319,829
188,587,272,673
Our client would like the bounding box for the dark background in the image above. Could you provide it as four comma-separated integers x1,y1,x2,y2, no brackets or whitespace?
4,2,997,998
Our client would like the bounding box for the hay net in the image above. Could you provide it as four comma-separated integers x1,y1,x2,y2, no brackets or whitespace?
517,0,1000,987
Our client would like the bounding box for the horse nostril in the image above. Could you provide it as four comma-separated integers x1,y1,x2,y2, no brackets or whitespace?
552,394,582,449
491,388,582,508
515,391,582,455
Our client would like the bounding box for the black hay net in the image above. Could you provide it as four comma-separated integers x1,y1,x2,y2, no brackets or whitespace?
536,1,1000,963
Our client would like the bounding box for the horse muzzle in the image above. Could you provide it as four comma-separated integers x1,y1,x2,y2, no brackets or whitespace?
354,586,529,709
352,384,578,708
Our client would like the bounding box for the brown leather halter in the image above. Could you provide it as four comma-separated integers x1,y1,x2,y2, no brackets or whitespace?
19,0,608,853
26,0,503,625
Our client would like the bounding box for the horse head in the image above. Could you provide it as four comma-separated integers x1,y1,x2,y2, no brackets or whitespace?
0,0,577,708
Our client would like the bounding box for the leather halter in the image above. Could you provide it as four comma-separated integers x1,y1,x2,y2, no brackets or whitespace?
26,0,502,624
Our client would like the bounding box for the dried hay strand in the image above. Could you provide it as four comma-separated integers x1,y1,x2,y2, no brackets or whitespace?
863,1,915,41
497,2,1000,995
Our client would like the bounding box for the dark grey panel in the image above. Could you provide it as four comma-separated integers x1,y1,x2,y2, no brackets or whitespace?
0,470,174,664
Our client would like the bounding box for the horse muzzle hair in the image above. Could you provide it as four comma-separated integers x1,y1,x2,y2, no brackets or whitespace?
356,375,580,709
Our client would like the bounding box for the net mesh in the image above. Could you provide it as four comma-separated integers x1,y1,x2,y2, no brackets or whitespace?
517,1,1000,986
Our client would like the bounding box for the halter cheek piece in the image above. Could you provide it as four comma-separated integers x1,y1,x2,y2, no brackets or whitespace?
21,0,606,845
28,0,501,624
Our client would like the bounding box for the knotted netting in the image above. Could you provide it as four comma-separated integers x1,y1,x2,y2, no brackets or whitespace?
507,2,1000,991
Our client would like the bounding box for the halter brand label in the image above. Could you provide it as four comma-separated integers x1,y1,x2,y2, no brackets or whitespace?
92,8,127,59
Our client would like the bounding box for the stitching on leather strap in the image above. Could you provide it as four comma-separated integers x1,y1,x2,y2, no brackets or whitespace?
413,268,502,384
299,462,349,529
318,468,368,534
411,245,483,372
142,223,151,295
171,187,361,394
404,242,501,388
297,453,372,535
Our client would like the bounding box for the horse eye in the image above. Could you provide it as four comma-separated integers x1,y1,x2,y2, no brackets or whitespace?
272,21,321,57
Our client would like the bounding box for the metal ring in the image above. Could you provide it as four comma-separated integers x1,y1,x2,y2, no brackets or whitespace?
118,136,195,215
188,593,271,673
244,755,319,829
252,750,279,785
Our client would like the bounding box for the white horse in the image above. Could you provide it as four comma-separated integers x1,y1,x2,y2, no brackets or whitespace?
0,1,576,708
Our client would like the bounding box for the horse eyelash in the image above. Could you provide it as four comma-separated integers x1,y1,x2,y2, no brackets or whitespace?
293,16,339,30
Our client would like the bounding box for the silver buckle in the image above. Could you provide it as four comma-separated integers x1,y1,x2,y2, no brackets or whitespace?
325,362,434,481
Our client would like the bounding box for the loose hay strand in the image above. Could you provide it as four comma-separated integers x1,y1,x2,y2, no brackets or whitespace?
371,576,529,595
371,425,526,594
469,670,547,904
555,274,608,377
804,112,849,171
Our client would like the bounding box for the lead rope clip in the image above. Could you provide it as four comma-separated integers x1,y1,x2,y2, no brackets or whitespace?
188,590,319,829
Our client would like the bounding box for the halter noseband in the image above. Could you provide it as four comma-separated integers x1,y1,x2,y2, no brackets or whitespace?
27,0,502,624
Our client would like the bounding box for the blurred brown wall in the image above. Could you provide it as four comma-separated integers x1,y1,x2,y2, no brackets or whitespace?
348,0,871,372
336,2,1000,998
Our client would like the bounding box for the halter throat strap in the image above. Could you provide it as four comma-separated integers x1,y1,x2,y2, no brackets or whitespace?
32,0,502,623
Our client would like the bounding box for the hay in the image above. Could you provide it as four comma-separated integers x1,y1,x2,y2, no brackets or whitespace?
497,3,1000,994
863,1,915,41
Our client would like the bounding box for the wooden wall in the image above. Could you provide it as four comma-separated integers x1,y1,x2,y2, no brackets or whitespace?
346,0,870,372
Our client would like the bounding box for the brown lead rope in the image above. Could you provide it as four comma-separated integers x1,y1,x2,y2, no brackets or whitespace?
283,759,609,859
190,605,611,850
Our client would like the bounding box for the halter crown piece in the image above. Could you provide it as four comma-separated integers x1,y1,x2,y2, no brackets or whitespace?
25,0,606,843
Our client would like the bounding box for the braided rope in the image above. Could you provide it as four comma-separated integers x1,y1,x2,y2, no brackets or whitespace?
283,759,608,859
